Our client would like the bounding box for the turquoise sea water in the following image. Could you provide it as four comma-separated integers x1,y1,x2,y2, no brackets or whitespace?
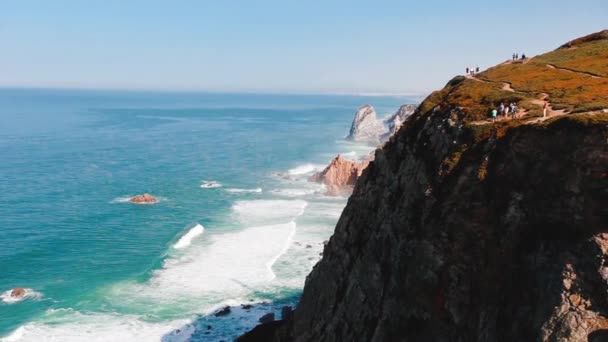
0,89,413,341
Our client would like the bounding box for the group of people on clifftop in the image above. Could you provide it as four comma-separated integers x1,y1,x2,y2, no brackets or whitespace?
512,52,527,61
491,101,519,121
465,65,480,75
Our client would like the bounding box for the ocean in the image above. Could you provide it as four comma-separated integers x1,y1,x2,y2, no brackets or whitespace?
0,88,413,341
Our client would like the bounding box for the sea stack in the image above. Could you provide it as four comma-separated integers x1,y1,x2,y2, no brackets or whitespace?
128,193,158,204
347,104,385,143
381,104,417,141
308,155,369,196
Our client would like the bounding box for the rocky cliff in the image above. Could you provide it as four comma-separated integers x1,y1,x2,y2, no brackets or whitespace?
240,31,608,342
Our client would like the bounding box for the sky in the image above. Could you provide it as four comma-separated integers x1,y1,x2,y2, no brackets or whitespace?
0,0,606,95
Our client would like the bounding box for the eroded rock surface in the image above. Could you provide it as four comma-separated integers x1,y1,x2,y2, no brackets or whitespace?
347,104,385,143
308,155,369,196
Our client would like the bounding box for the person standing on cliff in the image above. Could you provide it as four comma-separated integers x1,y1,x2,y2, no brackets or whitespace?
543,102,549,118
476,65,479,73
466,67,469,74
491,108,498,122
509,102,517,119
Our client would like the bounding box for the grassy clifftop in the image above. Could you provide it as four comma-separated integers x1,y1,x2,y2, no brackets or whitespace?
418,29,608,123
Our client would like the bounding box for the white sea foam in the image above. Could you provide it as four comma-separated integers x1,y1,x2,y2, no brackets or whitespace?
0,289,42,304
287,163,324,176
269,188,318,197
232,199,308,226
173,224,204,250
110,196,134,203
200,181,222,188
225,188,262,194
0,312,193,342
265,222,296,280
129,221,300,300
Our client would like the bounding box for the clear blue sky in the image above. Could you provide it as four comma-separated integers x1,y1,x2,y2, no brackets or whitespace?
0,0,606,95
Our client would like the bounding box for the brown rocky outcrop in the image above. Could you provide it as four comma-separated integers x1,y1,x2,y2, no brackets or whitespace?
10,288,25,298
129,193,158,204
308,155,369,196
239,31,608,342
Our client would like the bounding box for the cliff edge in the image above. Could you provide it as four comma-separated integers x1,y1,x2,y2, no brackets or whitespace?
240,30,608,342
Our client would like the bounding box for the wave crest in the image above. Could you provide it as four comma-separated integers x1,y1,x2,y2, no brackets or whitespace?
173,224,205,250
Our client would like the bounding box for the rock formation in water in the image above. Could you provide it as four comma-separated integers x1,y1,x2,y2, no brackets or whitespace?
10,288,25,298
129,193,158,204
381,104,417,141
347,104,385,143
347,103,418,144
308,155,369,196
239,30,608,342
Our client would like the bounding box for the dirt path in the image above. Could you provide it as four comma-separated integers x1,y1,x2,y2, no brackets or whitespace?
465,74,489,83
469,93,569,126
501,82,515,92
462,58,604,126
467,74,516,93
546,63,603,79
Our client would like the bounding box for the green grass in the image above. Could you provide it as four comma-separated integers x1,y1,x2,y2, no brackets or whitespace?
536,39,608,77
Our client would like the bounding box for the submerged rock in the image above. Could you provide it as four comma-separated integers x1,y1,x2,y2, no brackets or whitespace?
213,306,231,317
128,193,158,204
308,155,369,196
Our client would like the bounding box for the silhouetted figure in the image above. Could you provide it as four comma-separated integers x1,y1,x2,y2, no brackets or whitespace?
466,67,469,74
475,65,479,73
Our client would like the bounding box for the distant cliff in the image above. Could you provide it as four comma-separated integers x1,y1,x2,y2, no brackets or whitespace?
239,30,608,342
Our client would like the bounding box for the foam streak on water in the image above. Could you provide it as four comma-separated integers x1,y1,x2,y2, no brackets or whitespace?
173,224,204,250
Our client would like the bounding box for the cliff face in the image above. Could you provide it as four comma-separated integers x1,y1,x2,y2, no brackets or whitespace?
241,31,608,342
288,113,607,342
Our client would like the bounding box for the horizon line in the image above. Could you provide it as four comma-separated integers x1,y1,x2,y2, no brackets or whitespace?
0,85,429,99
